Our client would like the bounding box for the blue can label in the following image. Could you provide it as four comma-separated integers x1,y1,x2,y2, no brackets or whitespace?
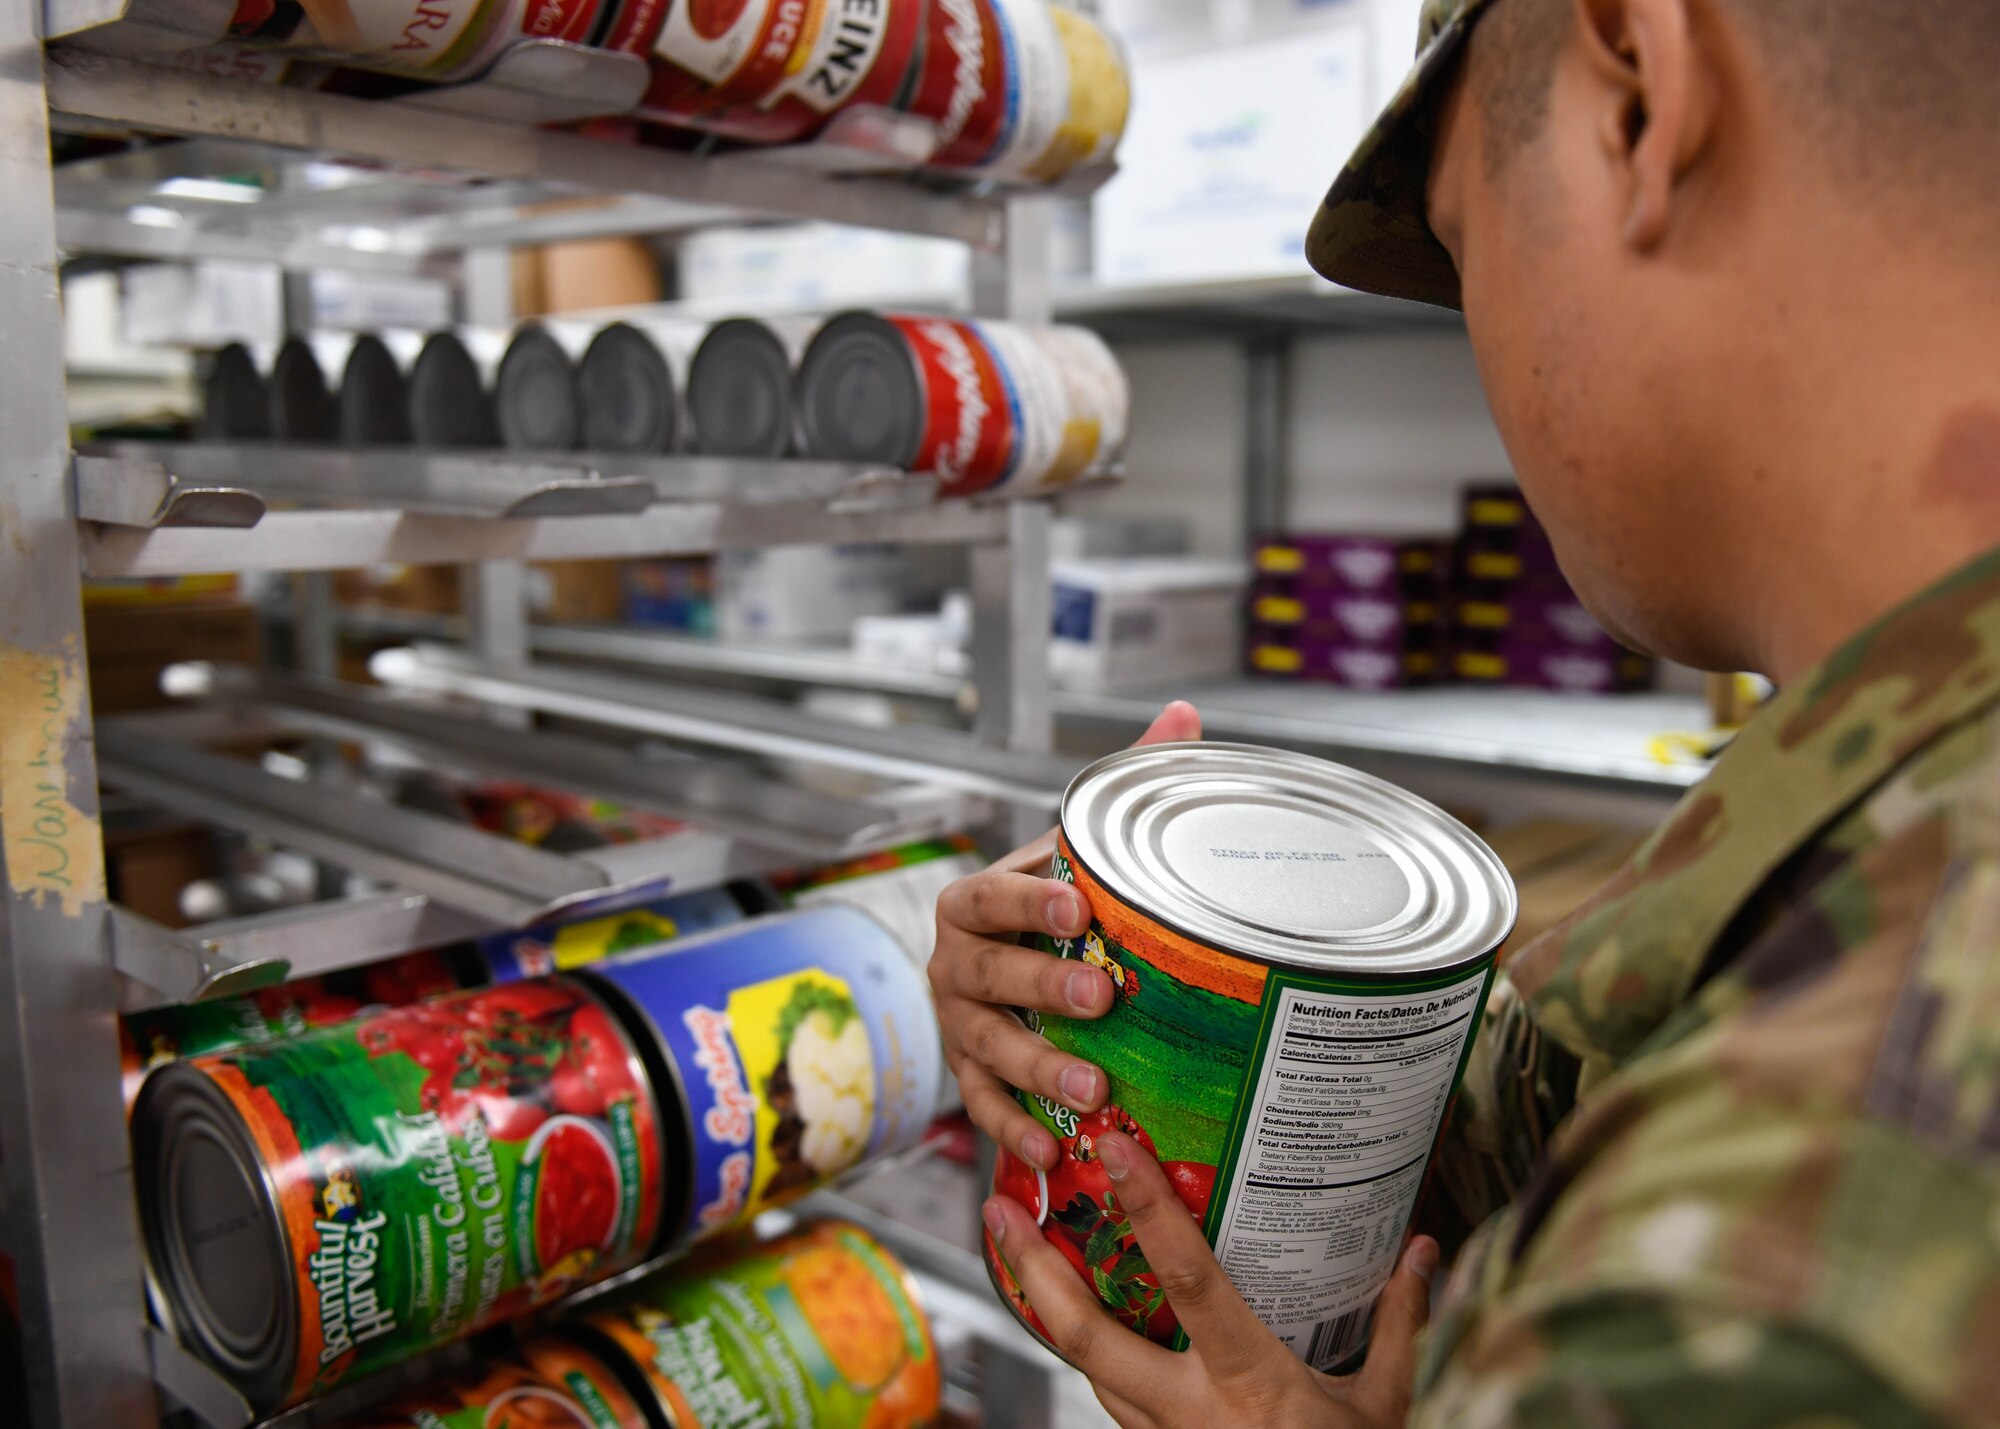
477,887,754,984
588,905,942,1243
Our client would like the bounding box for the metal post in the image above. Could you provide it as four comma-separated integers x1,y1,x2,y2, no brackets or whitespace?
0,5,159,1422
455,246,533,683
1243,336,1291,542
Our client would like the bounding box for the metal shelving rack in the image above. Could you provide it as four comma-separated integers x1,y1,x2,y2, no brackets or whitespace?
3,7,1079,1422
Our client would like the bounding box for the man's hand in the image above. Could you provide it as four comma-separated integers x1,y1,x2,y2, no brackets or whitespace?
929,701,1201,1171
984,1130,1437,1429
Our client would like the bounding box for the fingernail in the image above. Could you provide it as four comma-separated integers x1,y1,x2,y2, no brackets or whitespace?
1046,891,1085,936
1058,1063,1100,1108
1405,1239,1439,1285
1021,1128,1057,1170
1099,1135,1131,1181
982,1200,1008,1245
1065,968,1103,1012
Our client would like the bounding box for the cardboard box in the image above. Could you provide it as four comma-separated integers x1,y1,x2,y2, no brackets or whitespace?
530,561,625,624
331,564,461,614
84,601,260,714
1052,558,1247,693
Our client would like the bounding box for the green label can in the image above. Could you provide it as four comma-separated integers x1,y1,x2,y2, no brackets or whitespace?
585,1220,940,1429
134,978,669,1413
340,1335,652,1428
985,743,1515,1370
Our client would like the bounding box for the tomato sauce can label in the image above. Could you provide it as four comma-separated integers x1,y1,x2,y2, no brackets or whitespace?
133,978,666,1412
985,743,1515,1370
227,0,573,81
890,315,1017,496
349,1336,649,1428
583,905,942,1244
586,1220,940,1429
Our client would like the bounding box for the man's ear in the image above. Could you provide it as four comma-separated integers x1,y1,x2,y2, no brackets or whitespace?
1574,0,1716,249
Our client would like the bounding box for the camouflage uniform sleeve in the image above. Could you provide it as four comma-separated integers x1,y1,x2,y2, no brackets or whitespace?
1418,970,1582,1256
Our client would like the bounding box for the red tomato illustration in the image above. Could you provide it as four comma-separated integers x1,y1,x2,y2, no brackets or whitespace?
532,1119,621,1273
687,0,750,41
1161,1161,1217,1219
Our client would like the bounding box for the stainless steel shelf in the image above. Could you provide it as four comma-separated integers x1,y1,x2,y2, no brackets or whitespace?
1053,273,1463,339
46,49,1008,250
375,644,1077,810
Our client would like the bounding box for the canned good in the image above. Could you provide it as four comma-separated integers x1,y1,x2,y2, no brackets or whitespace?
584,1220,939,1429
475,884,771,983
583,905,941,1242
779,835,982,978
576,321,700,454
224,0,603,82
684,316,817,458
270,337,337,442
133,977,670,1412
495,325,583,452
119,950,477,1111
339,334,414,446
203,342,271,441
986,743,1515,1370
636,0,921,145
795,312,1121,497
409,331,501,448
339,1336,653,1428
1018,5,1129,182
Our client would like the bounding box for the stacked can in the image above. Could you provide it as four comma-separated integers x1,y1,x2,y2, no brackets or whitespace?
685,316,819,458
133,904,941,1412
335,1336,653,1428
579,1220,940,1429
1247,534,1453,689
221,0,610,84
794,312,1128,497
1449,485,1657,693
576,320,705,453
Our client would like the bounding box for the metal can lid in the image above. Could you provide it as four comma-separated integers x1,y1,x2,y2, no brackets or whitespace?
495,325,581,451
687,318,796,458
338,334,412,446
578,322,678,454
202,342,270,441
269,337,335,442
1062,742,1516,976
131,1062,296,1414
792,312,924,467
409,331,499,448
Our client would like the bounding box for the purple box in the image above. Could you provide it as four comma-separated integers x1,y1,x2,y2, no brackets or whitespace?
1454,593,1617,652
1250,587,1446,648
1249,635,1444,689
1453,641,1655,693
1254,535,1452,595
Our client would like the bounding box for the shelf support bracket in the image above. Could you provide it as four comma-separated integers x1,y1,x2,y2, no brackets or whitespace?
110,907,289,1007
72,454,265,530
148,1325,253,1429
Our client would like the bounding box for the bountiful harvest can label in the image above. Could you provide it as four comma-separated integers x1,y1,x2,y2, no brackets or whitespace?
134,978,666,1411
985,744,1513,1371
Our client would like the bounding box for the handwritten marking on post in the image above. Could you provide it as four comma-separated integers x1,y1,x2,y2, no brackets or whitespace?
1,642,105,917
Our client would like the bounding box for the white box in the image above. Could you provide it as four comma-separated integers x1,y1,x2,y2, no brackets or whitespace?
715,545,908,643
1050,558,1248,693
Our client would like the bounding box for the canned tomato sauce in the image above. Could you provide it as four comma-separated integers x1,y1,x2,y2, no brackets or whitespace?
133,978,669,1413
341,1335,653,1428
582,905,942,1242
582,1220,939,1429
987,743,1515,1370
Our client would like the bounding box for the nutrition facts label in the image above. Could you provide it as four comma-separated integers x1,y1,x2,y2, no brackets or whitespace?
1210,968,1491,1369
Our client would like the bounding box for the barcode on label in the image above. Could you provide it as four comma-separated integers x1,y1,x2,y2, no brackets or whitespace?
1306,1306,1372,1370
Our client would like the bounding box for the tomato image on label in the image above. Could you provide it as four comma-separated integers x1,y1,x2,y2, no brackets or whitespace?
687,0,749,40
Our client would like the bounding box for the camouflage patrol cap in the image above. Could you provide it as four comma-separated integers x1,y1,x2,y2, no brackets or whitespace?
1305,0,1499,309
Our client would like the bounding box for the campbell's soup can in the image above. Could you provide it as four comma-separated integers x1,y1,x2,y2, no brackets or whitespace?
494,324,590,452
337,1335,652,1427
583,1220,940,1429
896,0,1058,175
1029,324,1129,487
987,743,1515,1371
684,316,818,458
409,330,504,448
224,0,605,82
339,334,415,446
795,312,1122,497
577,321,703,454
581,905,941,1243
133,978,670,1412
119,950,480,1111
202,341,270,442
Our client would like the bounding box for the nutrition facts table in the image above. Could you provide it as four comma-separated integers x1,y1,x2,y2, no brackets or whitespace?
1211,970,1491,1369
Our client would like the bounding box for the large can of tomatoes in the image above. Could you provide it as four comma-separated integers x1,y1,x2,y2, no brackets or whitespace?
119,949,480,1111
338,1335,656,1428
580,1220,940,1429
635,0,924,145
132,977,671,1413
794,312,1124,497
580,905,942,1243
986,743,1515,1371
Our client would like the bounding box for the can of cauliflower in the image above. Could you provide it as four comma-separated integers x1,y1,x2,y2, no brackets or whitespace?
582,906,942,1248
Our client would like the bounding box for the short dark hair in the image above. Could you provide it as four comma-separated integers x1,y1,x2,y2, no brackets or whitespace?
1467,0,2000,197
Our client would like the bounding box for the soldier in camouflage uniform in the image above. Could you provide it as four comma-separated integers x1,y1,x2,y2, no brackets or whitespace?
934,0,2000,1424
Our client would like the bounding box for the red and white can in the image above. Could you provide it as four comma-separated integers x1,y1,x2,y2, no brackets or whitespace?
224,0,605,82
635,0,924,145
899,0,1066,176
794,311,1127,498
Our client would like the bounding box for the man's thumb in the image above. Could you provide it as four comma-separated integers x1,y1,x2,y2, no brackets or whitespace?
1355,1236,1438,1408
